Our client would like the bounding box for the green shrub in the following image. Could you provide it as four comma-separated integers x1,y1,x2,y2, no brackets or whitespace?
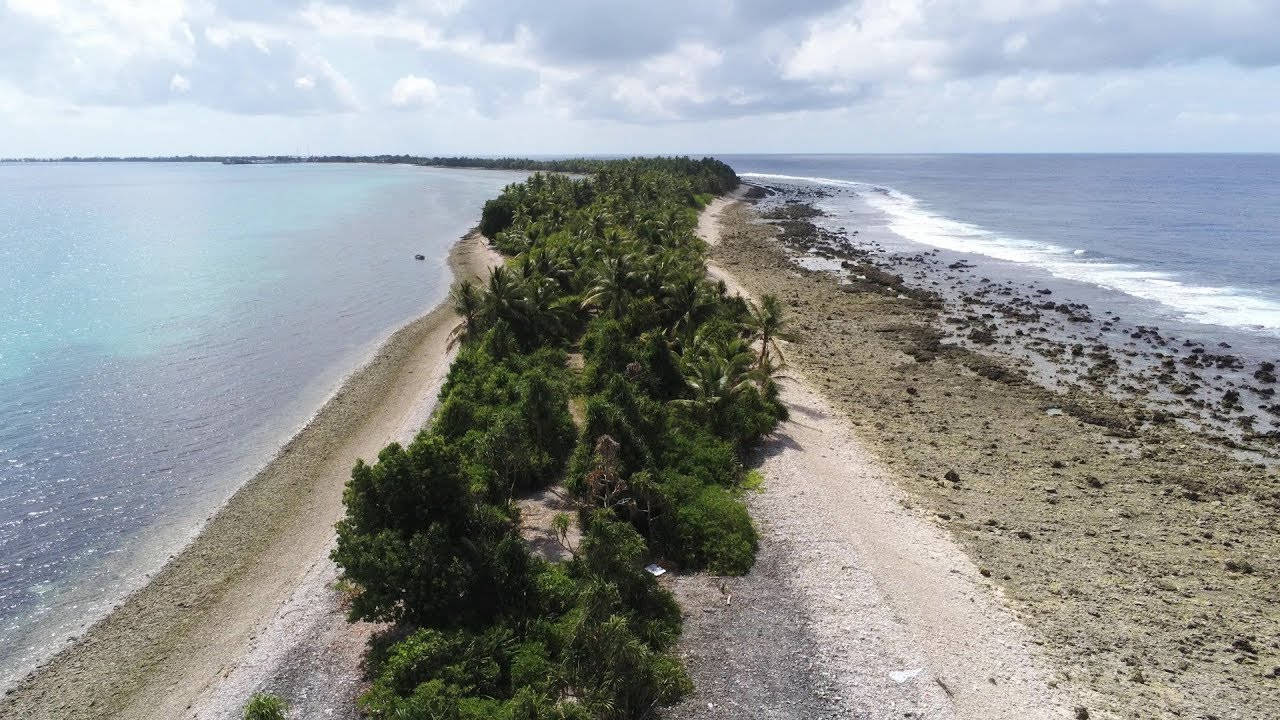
331,434,530,627
480,193,516,237
509,641,554,693
243,692,287,720
660,420,741,487
675,485,758,575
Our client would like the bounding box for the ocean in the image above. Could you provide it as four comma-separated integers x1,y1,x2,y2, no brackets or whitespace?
727,154,1280,336
0,162,524,687
724,153,1280,439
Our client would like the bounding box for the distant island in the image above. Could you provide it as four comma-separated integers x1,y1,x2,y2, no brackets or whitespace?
3,154,640,174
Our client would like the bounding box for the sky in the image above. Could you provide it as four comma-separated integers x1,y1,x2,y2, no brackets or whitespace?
2,0,1280,156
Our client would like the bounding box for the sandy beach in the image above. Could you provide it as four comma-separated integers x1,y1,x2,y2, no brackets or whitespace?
668,195,1074,718
685,193,1278,719
0,231,501,720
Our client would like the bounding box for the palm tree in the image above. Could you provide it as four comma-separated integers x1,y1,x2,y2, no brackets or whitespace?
746,294,787,369
581,253,634,320
525,276,571,342
663,276,715,347
672,336,756,428
484,265,529,328
447,279,482,348
588,211,611,240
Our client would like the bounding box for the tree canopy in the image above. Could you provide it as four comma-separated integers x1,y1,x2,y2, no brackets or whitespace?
330,156,786,719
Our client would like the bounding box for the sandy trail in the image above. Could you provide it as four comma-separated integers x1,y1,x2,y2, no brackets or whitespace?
672,195,1072,718
0,232,501,720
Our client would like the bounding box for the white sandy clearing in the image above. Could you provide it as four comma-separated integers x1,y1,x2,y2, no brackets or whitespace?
692,193,1073,718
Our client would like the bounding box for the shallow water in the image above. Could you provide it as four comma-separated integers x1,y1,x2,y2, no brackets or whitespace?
0,162,523,687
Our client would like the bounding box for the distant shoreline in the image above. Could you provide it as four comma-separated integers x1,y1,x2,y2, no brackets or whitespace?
0,155,635,173
0,230,502,720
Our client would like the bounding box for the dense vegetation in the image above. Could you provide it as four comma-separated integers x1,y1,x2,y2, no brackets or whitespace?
329,157,786,719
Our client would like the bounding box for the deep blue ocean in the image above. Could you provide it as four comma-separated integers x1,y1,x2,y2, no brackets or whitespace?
726,154,1280,338
0,162,524,686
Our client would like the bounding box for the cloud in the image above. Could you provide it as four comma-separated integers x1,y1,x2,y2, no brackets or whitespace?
390,74,439,108
0,0,357,115
2,0,1280,143
280,0,1280,124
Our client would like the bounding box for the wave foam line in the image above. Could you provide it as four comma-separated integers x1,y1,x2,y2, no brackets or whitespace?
741,172,1280,332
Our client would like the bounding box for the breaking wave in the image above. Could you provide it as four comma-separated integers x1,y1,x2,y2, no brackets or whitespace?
741,172,1280,333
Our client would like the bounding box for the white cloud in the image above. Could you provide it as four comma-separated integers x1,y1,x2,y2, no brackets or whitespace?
3,0,1280,152
390,75,439,108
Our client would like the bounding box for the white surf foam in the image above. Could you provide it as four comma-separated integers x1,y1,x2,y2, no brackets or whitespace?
742,172,1280,333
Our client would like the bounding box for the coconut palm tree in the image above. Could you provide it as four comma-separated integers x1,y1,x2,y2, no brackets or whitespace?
745,294,787,369
672,336,756,428
581,253,635,320
525,275,572,342
483,265,529,328
662,276,715,347
447,279,482,348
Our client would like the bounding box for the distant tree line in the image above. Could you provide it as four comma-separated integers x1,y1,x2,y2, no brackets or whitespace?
320,156,791,719
2,153,737,187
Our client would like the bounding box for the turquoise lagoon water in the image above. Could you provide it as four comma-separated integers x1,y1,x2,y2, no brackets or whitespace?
0,162,523,686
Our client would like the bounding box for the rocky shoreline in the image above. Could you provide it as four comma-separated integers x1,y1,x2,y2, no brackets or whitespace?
705,191,1278,719
751,182,1280,450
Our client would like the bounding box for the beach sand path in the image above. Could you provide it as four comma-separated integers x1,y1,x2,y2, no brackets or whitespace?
669,195,1074,719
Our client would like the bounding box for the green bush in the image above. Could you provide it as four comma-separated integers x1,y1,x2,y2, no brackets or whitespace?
659,419,741,487
243,692,287,720
331,434,530,627
676,485,757,575
480,193,516,237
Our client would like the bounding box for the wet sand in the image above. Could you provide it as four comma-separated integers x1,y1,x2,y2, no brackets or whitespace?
0,231,501,720
691,194,1278,719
